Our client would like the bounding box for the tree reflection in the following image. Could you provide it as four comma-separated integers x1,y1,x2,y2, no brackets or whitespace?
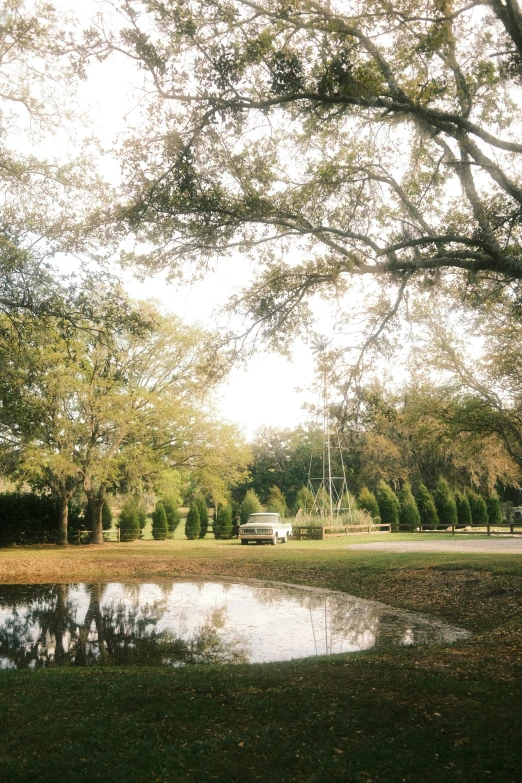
0,583,250,668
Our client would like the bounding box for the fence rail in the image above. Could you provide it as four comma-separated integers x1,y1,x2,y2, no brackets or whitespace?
398,523,522,535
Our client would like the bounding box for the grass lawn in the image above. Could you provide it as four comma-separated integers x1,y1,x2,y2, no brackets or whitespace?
1,535,521,782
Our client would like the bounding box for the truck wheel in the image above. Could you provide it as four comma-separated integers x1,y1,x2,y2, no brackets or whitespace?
271,536,277,545
280,535,287,543
241,539,248,545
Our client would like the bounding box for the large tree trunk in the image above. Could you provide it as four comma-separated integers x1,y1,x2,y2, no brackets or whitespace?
89,490,106,545
57,492,70,546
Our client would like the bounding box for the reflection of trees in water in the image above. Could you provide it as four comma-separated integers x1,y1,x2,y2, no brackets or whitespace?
0,582,466,670
0,583,250,669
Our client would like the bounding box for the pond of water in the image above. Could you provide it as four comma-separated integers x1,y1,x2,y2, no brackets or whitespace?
0,580,469,669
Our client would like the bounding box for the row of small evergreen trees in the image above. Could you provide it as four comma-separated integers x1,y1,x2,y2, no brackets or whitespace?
357,479,502,531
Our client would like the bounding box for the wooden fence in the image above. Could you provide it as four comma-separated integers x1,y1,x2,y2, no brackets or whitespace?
76,529,121,543
398,523,522,535
296,523,391,540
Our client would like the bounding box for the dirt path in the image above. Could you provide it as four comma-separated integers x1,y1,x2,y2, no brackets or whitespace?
347,537,522,554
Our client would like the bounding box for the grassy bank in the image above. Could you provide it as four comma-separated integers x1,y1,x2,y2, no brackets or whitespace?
1,536,522,782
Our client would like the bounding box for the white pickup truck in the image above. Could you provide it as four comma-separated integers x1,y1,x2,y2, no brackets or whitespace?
239,513,293,545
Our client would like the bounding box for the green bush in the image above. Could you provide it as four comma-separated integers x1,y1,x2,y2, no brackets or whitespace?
0,492,62,545
376,481,400,531
162,497,180,534
240,489,262,524
358,487,380,519
214,504,233,539
151,501,168,540
266,485,287,517
468,491,489,526
117,498,141,542
398,483,421,531
454,491,472,527
194,495,209,538
487,495,503,526
433,477,457,527
415,483,439,529
185,502,201,540
295,486,315,514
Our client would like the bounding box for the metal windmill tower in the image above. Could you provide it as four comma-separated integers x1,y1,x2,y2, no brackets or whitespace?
306,336,353,522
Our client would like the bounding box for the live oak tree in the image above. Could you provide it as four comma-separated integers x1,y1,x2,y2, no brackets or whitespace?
107,0,522,350
0,297,246,544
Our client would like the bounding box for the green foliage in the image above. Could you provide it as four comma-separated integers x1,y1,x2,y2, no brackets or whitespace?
376,481,400,532
194,494,209,538
136,499,148,531
266,485,287,517
358,487,380,519
185,502,201,540
0,492,62,545
117,498,141,542
162,497,180,534
213,504,233,539
240,489,262,524
398,483,421,531
433,478,458,527
487,495,503,526
454,491,472,527
151,501,168,540
467,492,489,526
295,486,314,514
415,484,439,529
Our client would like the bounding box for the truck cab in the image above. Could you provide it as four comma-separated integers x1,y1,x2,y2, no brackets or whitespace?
239,513,293,545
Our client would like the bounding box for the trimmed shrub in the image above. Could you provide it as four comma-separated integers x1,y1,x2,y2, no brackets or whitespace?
240,489,262,525
358,487,380,519
185,502,201,540
454,491,472,527
398,483,421,531
376,481,400,532
117,498,141,542
468,491,488,526
415,483,439,529
487,495,503,526
194,495,209,538
0,492,60,545
295,486,315,513
214,504,233,539
433,477,457,527
266,485,287,517
162,497,180,535
151,501,168,540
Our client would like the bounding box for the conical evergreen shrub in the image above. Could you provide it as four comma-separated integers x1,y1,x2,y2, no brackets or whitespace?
398,482,421,531
358,487,380,519
240,490,262,524
185,502,201,539
162,497,180,535
376,481,400,531
266,486,287,517
415,483,439,529
117,498,140,542
151,501,168,540
433,477,457,527
454,491,472,527
194,494,209,538
468,491,488,526
214,504,233,539
487,495,503,526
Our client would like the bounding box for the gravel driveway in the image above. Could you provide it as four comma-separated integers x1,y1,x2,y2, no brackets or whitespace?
346,537,522,554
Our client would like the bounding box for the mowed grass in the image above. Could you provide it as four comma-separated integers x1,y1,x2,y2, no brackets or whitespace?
1,535,522,782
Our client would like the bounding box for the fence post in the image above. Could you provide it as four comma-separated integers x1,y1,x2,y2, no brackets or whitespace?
321,526,326,540
487,524,490,536
452,525,455,536
117,528,121,542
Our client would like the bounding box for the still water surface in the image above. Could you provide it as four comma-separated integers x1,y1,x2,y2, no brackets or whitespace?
0,580,469,669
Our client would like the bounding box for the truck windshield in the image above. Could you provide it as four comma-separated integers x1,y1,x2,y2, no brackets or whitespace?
247,514,280,524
